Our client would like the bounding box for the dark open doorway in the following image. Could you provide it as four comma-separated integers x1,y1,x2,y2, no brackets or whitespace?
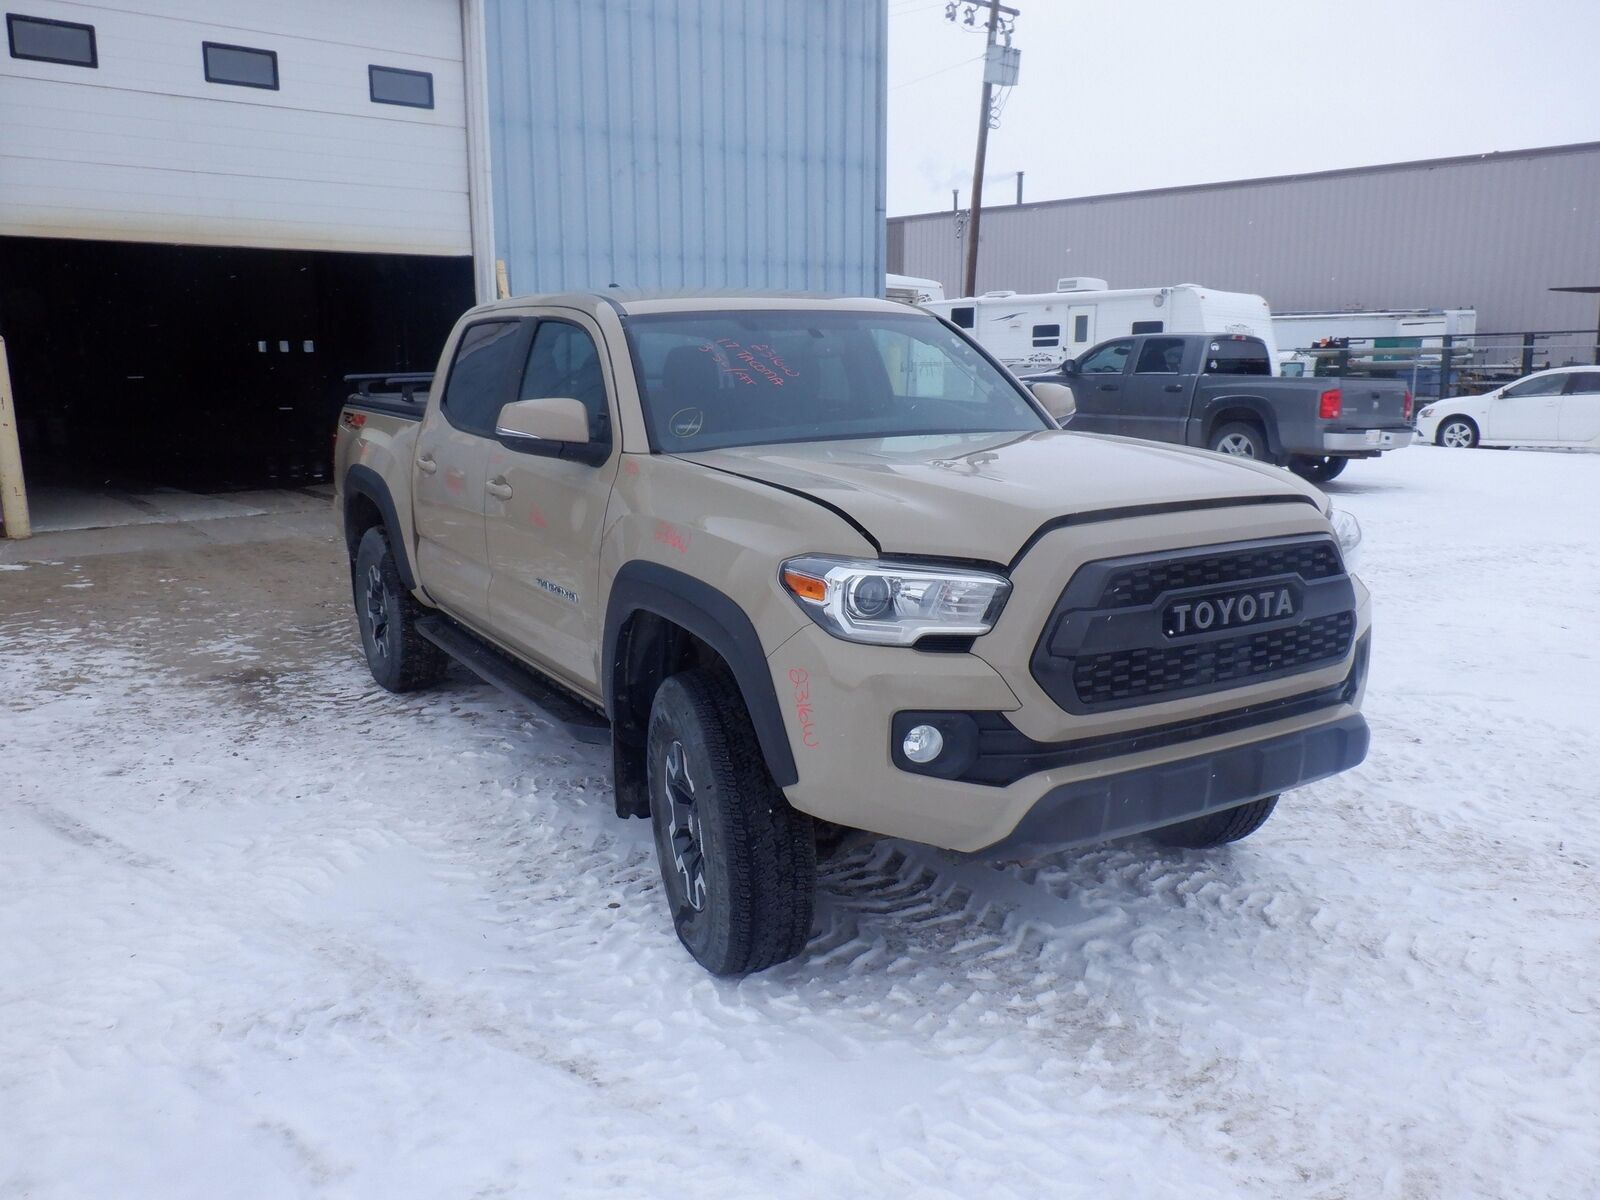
0,236,474,491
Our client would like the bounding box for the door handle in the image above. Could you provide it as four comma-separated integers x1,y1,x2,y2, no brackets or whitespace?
1098,383,1119,391
1163,384,1184,393
486,477,513,500
416,454,437,475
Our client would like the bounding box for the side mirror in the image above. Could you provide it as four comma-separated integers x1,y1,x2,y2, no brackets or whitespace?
496,397,607,464
1029,381,1077,422
1058,358,1080,377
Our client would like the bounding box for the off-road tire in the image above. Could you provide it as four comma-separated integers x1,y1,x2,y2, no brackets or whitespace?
353,525,447,693
1209,421,1269,461
1151,796,1279,849
1289,454,1349,483
646,668,816,975
1437,417,1479,448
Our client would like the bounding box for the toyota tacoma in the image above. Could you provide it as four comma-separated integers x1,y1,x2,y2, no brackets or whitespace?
335,293,1372,975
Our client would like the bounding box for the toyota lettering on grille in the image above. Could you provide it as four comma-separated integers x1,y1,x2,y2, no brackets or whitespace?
1164,586,1298,637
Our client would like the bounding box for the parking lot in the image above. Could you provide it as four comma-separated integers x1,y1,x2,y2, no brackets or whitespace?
2,446,1597,1200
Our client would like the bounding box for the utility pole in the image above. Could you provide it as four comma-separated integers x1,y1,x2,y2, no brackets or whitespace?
947,1,1020,298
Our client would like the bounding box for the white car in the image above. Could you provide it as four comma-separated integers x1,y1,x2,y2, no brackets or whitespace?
1416,366,1600,449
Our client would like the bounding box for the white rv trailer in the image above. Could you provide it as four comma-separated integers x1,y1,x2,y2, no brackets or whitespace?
925,278,1279,373
885,273,946,305
1273,308,1478,352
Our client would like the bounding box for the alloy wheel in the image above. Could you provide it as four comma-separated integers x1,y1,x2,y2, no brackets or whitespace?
364,563,390,658
664,740,706,910
1441,421,1474,448
1216,433,1257,457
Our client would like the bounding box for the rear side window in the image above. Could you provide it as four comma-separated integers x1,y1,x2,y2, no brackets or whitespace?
949,306,975,329
1201,337,1271,376
7,13,96,66
519,321,612,445
1131,320,1164,334
1134,337,1186,373
1031,323,1060,348
442,320,533,435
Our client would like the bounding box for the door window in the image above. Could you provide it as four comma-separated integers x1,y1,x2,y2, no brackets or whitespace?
519,321,612,445
1079,339,1134,374
441,320,533,436
1072,314,1090,343
1134,337,1186,373
1561,371,1600,394
1502,373,1567,398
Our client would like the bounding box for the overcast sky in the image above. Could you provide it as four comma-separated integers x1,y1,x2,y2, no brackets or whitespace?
887,0,1600,216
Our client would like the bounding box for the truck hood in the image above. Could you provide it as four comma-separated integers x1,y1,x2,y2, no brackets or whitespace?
679,431,1324,562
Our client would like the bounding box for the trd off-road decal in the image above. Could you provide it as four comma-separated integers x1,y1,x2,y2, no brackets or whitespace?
536,578,579,604
787,668,820,749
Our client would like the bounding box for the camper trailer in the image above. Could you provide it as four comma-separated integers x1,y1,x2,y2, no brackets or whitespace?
885,273,946,305
926,279,1279,373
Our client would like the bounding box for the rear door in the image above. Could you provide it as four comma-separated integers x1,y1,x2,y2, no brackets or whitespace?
1486,372,1565,442
413,318,533,625
1558,370,1600,445
1066,337,1135,434
484,312,622,695
1120,336,1192,443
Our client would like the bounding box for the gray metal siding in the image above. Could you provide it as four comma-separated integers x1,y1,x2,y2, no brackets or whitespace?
486,0,885,296
891,143,1600,334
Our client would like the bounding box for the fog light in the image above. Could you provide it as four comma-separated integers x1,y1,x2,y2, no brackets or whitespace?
902,724,944,764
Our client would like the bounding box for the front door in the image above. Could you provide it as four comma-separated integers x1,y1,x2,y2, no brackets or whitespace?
412,318,533,625
1120,336,1192,443
1486,372,1565,443
485,314,621,696
1558,370,1600,445
1067,337,1135,434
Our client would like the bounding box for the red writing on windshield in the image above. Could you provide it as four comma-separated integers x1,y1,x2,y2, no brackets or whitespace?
697,339,801,388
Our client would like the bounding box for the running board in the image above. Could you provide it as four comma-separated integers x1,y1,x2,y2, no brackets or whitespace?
416,615,612,745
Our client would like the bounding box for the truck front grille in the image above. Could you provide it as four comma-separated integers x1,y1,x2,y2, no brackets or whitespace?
1071,611,1355,707
1031,535,1357,714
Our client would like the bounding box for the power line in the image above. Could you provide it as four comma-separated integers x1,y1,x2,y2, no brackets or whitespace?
889,52,985,91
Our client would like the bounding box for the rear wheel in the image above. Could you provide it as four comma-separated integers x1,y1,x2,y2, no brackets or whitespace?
1151,796,1279,849
646,669,816,975
1289,455,1349,483
1438,417,1479,448
353,526,447,693
1209,421,1269,461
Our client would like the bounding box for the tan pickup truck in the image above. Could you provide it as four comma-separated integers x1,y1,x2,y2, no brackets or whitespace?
334,292,1372,975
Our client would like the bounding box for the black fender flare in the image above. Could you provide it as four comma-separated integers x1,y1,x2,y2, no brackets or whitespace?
1196,396,1283,459
603,561,799,788
343,464,419,591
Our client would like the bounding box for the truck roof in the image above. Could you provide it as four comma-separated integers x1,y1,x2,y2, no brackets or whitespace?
460,290,908,319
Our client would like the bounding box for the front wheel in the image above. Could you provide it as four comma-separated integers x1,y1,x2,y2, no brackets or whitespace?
646,669,816,975
1209,421,1269,460
1437,417,1479,448
1289,455,1349,483
1150,796,1279,848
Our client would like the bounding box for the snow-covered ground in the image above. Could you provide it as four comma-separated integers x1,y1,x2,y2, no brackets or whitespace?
2,447,1597,1200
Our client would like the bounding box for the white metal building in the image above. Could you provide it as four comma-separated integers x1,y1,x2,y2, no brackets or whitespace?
0,0,887,490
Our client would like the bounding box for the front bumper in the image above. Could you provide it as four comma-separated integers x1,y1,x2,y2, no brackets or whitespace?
1323,428,1414,453
980,713,1368,858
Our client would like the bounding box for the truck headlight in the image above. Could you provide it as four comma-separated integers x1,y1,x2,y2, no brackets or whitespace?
780,555,1011,646
1329,508,1362,571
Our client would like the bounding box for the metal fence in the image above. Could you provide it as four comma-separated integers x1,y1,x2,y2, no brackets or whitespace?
1278,329,1600,400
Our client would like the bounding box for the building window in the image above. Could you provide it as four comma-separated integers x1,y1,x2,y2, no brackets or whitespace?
1130,320,1165,334
369,64,433,109
950,306,975,329
203,41,278,90
7,13,97,67
1031,323,1060,348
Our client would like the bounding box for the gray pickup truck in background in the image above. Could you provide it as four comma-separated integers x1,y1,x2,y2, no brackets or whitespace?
1023,333,1414,481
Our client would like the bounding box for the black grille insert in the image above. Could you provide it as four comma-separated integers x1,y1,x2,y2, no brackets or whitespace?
1073,611,1355,706
1100,542,1343,609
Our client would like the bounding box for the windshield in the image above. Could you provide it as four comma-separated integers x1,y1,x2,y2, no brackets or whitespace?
625,309,1048,452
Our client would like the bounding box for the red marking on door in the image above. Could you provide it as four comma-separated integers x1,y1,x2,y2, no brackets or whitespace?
624,459,641,476
445,470,465,495
529,505,548,529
